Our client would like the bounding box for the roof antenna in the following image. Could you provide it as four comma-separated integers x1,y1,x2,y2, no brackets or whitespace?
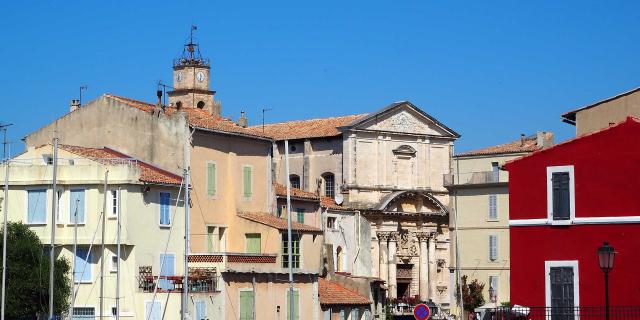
79,85,88,106
262,108,272,133
0,123,13,161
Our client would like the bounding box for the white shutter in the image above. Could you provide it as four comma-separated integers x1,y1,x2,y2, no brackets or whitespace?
489,235,498,261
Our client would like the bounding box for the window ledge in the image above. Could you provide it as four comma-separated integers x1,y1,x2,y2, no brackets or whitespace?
27,223,47,226
485,219,499,222
159,224,171,228
107,216,118,220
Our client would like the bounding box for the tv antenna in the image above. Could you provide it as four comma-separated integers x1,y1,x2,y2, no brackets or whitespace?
157,81,174,107
262,108,272,133
0,123,13,160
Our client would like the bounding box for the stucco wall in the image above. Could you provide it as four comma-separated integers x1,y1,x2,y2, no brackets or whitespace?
574,90,640,136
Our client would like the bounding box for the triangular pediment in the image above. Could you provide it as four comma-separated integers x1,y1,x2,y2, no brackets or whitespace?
344,101,460,138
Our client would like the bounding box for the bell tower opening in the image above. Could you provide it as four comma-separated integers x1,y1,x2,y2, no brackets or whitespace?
167,26,218,115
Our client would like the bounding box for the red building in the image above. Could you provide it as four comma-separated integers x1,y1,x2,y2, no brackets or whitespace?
505,117,640,309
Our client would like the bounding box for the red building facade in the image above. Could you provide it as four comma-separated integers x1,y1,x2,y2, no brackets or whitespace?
506,117,640,308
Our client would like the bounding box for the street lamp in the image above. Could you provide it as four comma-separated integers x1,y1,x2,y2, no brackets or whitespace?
598,242,616,320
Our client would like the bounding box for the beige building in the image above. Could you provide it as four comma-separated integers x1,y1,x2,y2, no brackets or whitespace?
562,87,640,136
445,132,552,314
24,38,326,320
1,144,187,319
259,102,460,316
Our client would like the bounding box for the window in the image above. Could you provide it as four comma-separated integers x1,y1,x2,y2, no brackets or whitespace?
110,189,119,218
282,233,301,268
158,253,175,290
42,154,53,165
547,166,575,223
110,254,118,273
296,209,305,224
489,276,499,301
327,217,336,230
289,175,301,189
145,301,161,320
243,166,253,198
545,261,579,316
239,290,254,320
489,235,498,261
72,307,95,320
207,226,216,253
278,205,287,218
70,189,86,224
111,307,118,317
159,192,171,226
195,300,207,320
488,194,497,220
27,189,47,224
336,246,344,272
207,163,216,197
56,188,64,224
322,173,335,198
351,308,360,320
491,162,499,182
197,101,206,109
340,309,346,320
74,247,92,283
245,233,261,254
287,290,300,320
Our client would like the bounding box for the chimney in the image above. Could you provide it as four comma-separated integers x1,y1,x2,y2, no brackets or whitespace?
237,111,248,128
520,133,525,146
536,131,554,149
69,99,81,112
156,90,163,108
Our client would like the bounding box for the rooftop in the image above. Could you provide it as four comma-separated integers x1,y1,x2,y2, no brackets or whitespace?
318,278,372,305
456,132,553,157
320,197,355,212
273,183,319,201
248,114,367,140
561,87,640,124
237,212,322,233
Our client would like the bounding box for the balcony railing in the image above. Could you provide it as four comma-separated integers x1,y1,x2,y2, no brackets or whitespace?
443,171,507,187
480,306,640,320
138,266,220,293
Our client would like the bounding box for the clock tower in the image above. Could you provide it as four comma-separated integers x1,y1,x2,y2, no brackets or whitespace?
168,29,220,115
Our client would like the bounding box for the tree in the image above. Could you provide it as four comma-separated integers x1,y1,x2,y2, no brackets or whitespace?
0,222,71,318
456,275,486,312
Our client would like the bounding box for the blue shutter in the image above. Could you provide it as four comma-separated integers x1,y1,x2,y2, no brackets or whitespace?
74,247,92,282
145,301,161,320
70,189,85,224
195,300,207,320
489,235,498,261
158,253,174,290
159,192,170,225
27,189,47,224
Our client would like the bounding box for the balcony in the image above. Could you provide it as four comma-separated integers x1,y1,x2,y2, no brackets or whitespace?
443,171,507,187
138,266,220,293
188,252,278,273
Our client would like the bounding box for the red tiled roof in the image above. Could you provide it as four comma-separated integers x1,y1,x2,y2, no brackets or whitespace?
248,114,367,140
56,144,183,185
274,183,319,201
320,197,355,212
237,212,322,233
456,133,552,157
105,94,272,140
318,278,371,305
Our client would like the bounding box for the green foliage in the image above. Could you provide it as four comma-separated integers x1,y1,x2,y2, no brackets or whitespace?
0,222,71,318
456,275,485,312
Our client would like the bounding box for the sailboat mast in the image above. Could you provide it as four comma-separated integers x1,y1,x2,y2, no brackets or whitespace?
49,136,58,320
99,171,108,320
116,187,121,320
1,159,9,320
182,132,191,320
69,201,78,318
284,140,294,320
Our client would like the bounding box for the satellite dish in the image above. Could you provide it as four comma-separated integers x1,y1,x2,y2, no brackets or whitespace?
334,193,344,205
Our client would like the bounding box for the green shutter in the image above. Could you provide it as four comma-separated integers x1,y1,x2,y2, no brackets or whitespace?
287,290,300,320
246,234,261,254
207,163,216,196
296,209,304,224
240,291,254,320
243,167,252,197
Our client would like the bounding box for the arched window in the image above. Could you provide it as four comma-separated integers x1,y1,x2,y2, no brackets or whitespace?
322,173,335,198
336,246,344,272
289,174,301,189
197,101,205,109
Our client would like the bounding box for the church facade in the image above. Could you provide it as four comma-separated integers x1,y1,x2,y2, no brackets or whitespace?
260,101,459,310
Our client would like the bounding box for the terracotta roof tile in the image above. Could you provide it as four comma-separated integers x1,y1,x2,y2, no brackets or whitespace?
238,212,322,233
248,114,367,140
320,197,355,212
105,94,271,140
318,278,371,305
57,144,182,185
274,183,319,201
456,133,553,157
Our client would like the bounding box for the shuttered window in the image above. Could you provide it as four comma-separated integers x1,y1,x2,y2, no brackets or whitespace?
158,253,175,290
195,300,207,320
70,189,86,224
282,233,301,268
550,266,575,319
207,163,216,196
243,166,252,198
489,235,498,261
74,247,92,283
246,233,261,254
488,194,497,220
552,172,571,220
296,209,305,224
351,308,360,320
159,192,171,225
239,291,254,320
489,276,499,300
145,301,161,320
27,189,47,224
287,290,300,320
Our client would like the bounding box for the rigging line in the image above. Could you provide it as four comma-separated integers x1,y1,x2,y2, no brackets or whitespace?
71,208,104,308
146,179,184,320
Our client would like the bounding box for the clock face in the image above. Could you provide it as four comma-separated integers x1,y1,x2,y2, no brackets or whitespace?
176,72,183,82
196,71,205,83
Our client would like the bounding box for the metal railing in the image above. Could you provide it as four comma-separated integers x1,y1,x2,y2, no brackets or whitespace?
480,306,640,320
444,171,506,187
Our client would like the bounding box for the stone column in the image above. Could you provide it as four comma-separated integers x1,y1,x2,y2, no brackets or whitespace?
372,236,380,278
388,232,399,299
417,232,430,301
377,232,389,289
428,232,437,300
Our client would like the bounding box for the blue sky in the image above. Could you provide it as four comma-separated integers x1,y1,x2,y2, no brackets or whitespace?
1,1,639,155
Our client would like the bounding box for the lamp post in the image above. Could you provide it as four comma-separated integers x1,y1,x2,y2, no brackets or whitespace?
598,242,616,320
